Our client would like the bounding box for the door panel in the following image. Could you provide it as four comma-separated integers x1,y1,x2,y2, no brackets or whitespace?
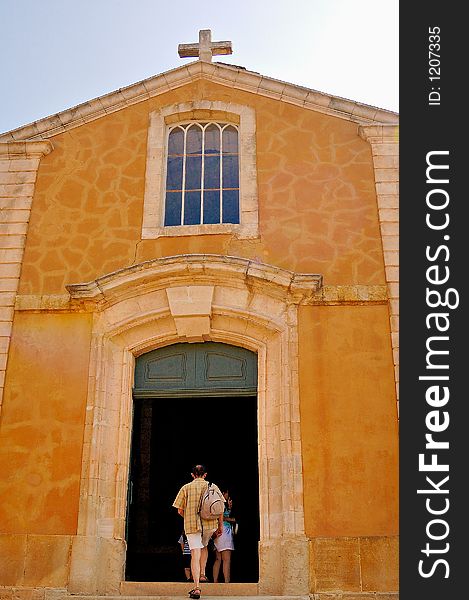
134,342,257,397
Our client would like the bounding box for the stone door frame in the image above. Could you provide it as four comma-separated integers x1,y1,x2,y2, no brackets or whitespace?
66,254,322,596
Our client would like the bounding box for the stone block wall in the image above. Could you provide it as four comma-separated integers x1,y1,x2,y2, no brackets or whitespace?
310,536,399,596
0,142,52,411
0,534,71,588
360,125,399,414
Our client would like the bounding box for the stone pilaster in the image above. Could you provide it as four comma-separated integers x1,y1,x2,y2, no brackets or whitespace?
359,125,399,413
0,141,53,410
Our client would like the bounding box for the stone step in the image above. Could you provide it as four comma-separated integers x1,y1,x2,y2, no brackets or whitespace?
120,583,269,597
73,597,307,600
116,583,307,598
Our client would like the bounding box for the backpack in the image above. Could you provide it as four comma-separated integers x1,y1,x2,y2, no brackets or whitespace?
199,482,225,520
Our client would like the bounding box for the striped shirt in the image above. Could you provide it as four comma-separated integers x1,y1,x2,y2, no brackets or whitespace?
173,477,221,535
178,534,191,555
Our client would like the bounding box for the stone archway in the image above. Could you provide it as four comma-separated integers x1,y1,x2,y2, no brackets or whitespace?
66,255,322,596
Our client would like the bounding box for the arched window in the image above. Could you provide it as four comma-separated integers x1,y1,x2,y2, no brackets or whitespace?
164,123,240,226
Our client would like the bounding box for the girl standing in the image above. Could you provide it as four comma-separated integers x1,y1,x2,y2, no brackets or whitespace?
212,490,236,583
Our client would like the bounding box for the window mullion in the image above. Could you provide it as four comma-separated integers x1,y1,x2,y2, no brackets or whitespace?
220,124,223,223
181,126,187,225
201,124,205,224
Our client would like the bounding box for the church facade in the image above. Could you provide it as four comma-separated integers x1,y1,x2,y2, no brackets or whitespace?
0,32,399,599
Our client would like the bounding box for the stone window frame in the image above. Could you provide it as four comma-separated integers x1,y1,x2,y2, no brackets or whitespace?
142,101,259,239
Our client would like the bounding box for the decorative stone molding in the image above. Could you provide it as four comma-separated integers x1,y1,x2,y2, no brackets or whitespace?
141,101,259,240
166,285,214,339
0,62,398,144
358,124,399,145
359,124,399,411
0,140,54,411
66,254,317,596
308,284,388,305
0,140,54,158
65,254,323,307
15,285,389,312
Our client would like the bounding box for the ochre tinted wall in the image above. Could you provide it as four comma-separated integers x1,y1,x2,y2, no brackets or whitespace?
0,313,92,534
299,304,398,537
19,79,384,296
0,78,398,593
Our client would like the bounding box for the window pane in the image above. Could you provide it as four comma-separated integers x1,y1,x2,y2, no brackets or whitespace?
203,190,221,224
165,123,240,229
185,155,202,190
168,128,184,155
204,155,220,189
222,189,240,223
184,190,201,225
186,125,203,154
204,124,220,154
222,126,238,154
222,154,239,189
166,156,183,190
164,191,182,226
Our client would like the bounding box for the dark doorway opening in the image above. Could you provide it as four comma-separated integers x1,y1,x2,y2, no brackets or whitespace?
125,395,259,582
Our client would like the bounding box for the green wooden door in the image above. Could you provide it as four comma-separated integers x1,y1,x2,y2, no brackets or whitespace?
134,342,257,398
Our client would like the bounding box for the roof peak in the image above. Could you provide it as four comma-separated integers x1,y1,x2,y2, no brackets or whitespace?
0,60,398,142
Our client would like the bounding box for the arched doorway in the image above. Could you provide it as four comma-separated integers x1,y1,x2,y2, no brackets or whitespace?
68,255,316,596
125,342,259,582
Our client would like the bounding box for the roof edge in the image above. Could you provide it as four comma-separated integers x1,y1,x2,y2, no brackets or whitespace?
0,61,398,142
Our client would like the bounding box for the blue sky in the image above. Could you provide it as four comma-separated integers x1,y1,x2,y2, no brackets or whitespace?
0,0,398,133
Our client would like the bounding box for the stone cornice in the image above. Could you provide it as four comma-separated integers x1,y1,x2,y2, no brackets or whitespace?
15,284,388,312
307,284,388,305
0,140,54,157
63,254,323,308
358,124,399,144
0,61,398,142
15,260,390,312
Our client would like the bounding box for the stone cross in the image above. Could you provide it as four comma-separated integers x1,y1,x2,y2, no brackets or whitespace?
178,29,232,63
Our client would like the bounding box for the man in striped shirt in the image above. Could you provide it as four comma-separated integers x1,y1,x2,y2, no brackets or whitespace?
173,465,223,598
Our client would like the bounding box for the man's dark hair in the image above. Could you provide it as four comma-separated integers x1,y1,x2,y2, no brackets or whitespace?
191,464,207,477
